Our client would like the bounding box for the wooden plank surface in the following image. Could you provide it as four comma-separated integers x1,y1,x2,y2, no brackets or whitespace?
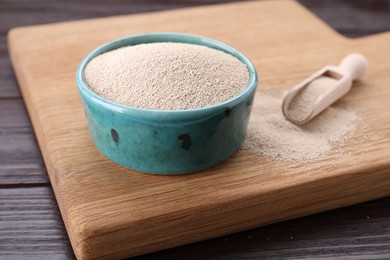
1,0,390,259
0,99,48,185
0,187,73,259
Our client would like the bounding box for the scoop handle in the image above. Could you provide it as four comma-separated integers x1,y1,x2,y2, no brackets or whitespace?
338,53,368,80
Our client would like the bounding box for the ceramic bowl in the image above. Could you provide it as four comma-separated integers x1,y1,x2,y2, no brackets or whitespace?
76,32,258,174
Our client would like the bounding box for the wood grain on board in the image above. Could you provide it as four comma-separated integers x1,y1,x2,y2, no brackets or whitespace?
7,0,390,259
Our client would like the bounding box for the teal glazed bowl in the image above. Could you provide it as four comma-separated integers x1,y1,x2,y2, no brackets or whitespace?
76,33,258,174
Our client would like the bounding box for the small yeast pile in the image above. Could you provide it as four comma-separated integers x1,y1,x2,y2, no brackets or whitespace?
242,87,360,161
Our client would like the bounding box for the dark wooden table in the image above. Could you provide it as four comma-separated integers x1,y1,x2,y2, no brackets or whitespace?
1,1,389,259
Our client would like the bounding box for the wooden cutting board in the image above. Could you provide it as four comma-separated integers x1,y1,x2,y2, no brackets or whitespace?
8,0,390,259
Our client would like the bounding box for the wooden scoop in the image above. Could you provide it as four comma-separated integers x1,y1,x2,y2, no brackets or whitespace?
282,53,368,125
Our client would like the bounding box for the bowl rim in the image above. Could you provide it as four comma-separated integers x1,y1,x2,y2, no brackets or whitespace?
76,32,258,121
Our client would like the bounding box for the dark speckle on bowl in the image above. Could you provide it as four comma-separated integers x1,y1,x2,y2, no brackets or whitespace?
111,129,119,143
225,109,231,117
178,134,192,150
